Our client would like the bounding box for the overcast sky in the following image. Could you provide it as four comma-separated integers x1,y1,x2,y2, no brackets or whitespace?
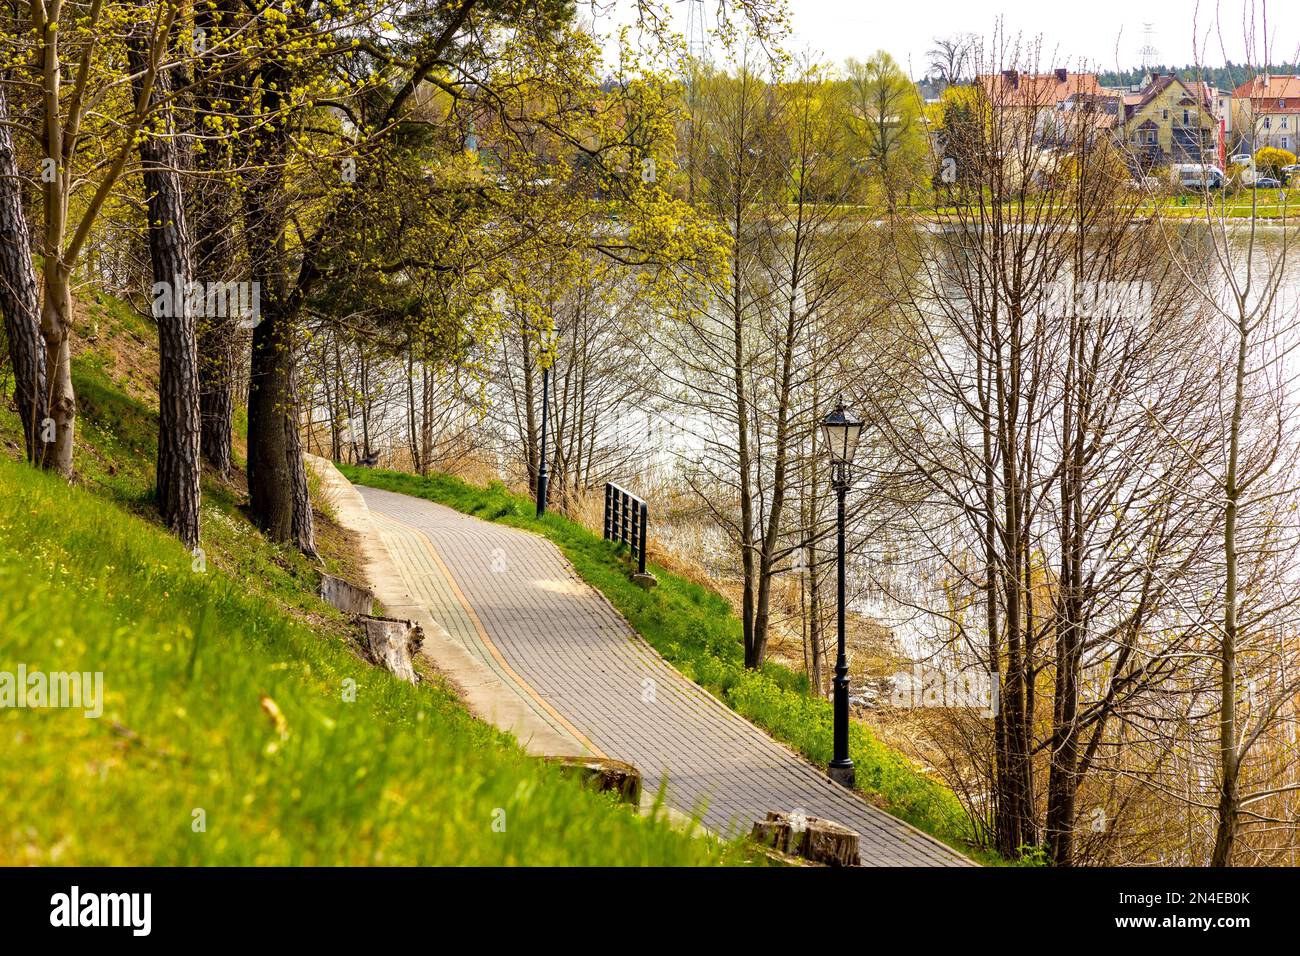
601,0,1300,75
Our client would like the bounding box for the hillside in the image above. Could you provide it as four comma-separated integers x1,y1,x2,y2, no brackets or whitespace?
0,294,743,866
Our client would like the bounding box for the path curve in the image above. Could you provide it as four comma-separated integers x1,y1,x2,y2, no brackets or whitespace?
356,482,972,867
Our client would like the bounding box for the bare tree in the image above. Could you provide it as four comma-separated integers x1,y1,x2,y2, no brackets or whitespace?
927,33,977,89
875,35,1224,862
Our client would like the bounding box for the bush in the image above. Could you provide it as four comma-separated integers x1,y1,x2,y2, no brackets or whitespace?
1254,146,1297,178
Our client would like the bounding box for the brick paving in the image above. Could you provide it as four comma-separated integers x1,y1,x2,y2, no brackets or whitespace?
358,484,973,866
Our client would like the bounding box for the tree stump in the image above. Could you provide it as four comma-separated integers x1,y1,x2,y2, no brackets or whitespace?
361,615,423,684
546,756,642,805
319,573,374,614
751,811,860,867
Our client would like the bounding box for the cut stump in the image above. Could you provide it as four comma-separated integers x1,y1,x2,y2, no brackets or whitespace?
361,615,424,684
320,573,374,615
751,811,859,867
546,756,642,805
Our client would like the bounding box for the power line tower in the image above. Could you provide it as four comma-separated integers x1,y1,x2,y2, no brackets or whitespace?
683,0,710,205
685,0,709,66
1139,23,1160,76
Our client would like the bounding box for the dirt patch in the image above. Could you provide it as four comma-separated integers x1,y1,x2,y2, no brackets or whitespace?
74,298,161,410
313,502,370,594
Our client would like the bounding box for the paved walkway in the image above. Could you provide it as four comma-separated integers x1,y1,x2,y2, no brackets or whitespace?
356,483,972,867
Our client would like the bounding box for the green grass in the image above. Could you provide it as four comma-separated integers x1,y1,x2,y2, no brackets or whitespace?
0,296,745,867
341,467,997,864
0,458,751,866
1152,187,1295,219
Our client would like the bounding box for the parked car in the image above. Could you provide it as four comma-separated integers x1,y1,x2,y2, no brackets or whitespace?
1249,176,1282,188
1230,152,1255,165
1282,164,1300,184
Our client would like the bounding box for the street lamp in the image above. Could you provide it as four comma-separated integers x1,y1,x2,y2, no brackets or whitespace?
535,329,558,519
536,359,551,519
821,402,864,789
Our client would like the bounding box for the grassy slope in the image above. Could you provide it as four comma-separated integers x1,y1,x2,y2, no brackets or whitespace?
0,296,739,866
342,468,1000,865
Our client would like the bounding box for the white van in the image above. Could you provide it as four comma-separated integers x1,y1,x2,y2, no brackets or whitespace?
1171,163,1225,189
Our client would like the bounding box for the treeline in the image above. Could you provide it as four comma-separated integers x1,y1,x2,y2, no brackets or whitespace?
0,0,782,555
1097,62,1300,90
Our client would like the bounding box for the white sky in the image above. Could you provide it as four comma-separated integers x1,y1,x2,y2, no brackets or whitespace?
599,0,1300,76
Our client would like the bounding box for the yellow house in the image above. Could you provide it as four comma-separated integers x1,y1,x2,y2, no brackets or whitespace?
1120,74,1219,169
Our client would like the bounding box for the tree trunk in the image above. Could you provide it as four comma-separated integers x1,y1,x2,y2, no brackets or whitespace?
189,0,238,476
242,70,316,559
39,271,77,476
732,218,758,669
521,329,539,495
131,40,202,548
1212,320,1249,867
420,362,433,475
248,303,316,556
0,82,47,463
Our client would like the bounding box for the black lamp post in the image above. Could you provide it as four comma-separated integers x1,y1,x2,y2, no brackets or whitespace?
821,402,864,788
536,361,551,519
535,326,560,519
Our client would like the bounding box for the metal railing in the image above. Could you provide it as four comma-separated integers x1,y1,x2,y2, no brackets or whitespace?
604,482,648,575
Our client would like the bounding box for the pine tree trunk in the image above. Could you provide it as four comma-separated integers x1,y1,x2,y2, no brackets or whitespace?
130,41,202,548
188,0,239,475
0,82,47,463
242,67,317,559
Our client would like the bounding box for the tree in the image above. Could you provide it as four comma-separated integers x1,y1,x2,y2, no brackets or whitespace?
843,52,927,212
1145,12,1300,867
5,0,182,476
874,41,1223,862
1254,146,1296,179
656,57,888,671
0,80,46,464
927,33,976,89
187,0,242,477
130,28,202,547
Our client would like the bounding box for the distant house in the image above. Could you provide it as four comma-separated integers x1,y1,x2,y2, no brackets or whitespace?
1060,90,1124,140
976,69,1115,143
1232,74,1300,153
1209,85,1233,140
962,69,1225,177
1118,73,1218,168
